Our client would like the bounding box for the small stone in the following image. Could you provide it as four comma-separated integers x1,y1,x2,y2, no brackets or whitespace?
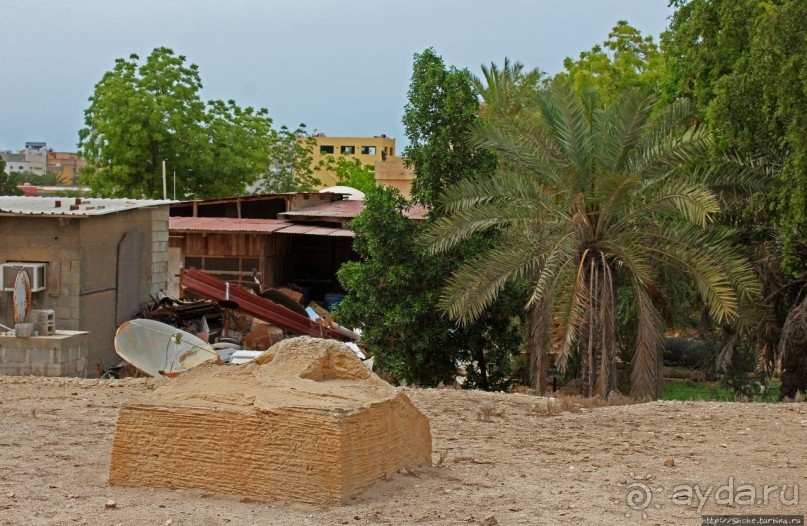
105,499,117,509
165,520,173,526
481,516,498,526
664,459,675,468
5,492,14,498
158,504,166,508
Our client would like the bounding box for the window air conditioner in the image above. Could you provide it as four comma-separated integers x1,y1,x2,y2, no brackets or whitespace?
1,263,47,292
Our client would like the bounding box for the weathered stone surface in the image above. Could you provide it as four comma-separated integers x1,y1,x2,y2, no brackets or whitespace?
108,337,431,504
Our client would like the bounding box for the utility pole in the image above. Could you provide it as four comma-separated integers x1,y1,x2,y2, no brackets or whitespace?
162,160,167,200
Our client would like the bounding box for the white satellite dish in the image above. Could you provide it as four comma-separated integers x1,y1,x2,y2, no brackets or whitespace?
13,270,32,325
114,318,220,378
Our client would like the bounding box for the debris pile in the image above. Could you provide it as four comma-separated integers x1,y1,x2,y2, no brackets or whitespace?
119,269,367,376
108,337,431,504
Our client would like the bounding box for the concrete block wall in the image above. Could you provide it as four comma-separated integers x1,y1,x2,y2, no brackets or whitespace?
0,331,88,376
0,217,81,332
0,204,171,376
150,209,169,296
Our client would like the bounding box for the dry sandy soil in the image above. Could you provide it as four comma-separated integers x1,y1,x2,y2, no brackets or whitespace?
0,375,805,526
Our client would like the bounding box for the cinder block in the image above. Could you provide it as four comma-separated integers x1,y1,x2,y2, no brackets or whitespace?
29,348,54,364
3,349,27,363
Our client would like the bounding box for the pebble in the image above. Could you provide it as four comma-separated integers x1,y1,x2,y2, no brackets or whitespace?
664,459,676,468
165,520,173,526
105,499,117,509
5,492,14,498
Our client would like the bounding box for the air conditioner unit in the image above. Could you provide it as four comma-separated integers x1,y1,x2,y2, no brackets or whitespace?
1,263,47,292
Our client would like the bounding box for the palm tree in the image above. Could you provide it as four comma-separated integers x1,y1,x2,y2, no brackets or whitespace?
424,83,760,399
471,58,543,119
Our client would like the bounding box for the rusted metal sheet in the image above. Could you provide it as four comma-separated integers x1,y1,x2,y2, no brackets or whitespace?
180,268,352,341
116,231,144,326
169,216,291,234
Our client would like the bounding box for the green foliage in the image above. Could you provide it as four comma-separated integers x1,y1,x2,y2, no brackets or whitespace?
259,125,322,193
557,21,666,101
335,186,461,386
720,345,767,399
78,47,276,199
425,83,760,399
663,0,807,270
0,168,22,196
337,49,524,390
323,156,376,195
403,48,497,208
471,58,544,118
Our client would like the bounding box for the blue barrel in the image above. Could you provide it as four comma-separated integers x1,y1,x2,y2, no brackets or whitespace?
323,293,345,312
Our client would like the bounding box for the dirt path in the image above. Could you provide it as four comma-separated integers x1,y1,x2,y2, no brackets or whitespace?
0,376,805,525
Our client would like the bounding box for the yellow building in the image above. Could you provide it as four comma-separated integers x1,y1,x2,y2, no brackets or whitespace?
374,156,414,200
309,135,396,187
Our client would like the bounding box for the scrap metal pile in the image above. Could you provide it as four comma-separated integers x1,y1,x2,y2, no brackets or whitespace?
116,268,365,378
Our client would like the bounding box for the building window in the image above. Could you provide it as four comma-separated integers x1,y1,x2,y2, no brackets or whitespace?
360,146,376,155
320,145,334,154
340,145,355,154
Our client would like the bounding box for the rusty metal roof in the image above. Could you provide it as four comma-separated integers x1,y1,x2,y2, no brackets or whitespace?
169,216,355,237
0,196,173,217
279,200,428,220
169,216,290,233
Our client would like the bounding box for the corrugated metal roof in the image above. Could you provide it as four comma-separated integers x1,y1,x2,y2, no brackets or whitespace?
280,200,364,219
169,216,290,233
0,196,173,217
279,200,428,220
168,216,355,237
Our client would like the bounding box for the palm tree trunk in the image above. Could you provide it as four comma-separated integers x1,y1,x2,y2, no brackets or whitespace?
527,300,550,394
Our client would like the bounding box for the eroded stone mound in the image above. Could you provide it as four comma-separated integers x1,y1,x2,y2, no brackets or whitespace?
108,337,431,504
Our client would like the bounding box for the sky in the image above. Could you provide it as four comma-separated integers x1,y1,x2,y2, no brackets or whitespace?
0,0,674,153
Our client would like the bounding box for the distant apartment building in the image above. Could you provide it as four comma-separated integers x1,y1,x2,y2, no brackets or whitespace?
1,143,85,184
308,133,396,187
47,151,87,184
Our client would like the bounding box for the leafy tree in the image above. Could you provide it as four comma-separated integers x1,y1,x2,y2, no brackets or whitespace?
663,0,806,396
0,159,22,196
336,186,462,385
424,83,759,399
79,47,275,199
259,125,322,193
322,156,376,195
337,49,523,390
403,48,497,207
557,21,666,101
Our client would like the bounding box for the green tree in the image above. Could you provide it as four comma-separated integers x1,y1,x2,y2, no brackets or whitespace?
79,47,275,199
336,49,523,390
259,125,322,193
424,84,760,399
336,186,462,385
471,58,543,118
403,48,497,207
0,159,23,196
663,0,807,396
557,21,666,101
322,156,376,195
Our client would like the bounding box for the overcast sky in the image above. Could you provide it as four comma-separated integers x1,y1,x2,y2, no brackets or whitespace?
0,0,673,153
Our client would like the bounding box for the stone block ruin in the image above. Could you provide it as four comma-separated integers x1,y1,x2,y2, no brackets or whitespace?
108,337,432,504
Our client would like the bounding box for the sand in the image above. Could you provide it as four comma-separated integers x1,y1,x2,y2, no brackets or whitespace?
0,375,805,525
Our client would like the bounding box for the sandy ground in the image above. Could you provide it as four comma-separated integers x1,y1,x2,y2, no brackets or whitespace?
0,376,805,526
